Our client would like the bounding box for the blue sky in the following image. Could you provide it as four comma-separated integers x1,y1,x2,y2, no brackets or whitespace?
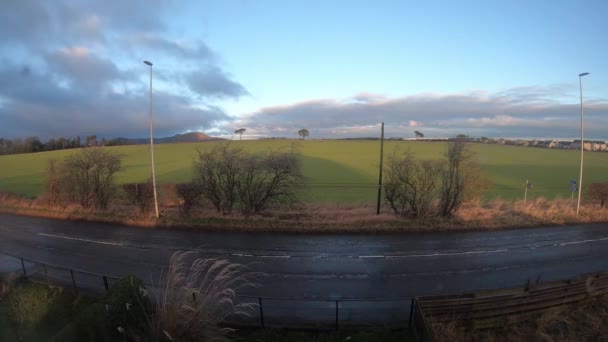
0,0,607,140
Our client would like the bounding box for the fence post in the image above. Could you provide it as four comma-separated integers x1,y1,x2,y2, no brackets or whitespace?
258,297,265,328
20,258,27,277
70,270,78,294
103,276,109,293
43,264,50,287
335,300,339,330
409,298,415,329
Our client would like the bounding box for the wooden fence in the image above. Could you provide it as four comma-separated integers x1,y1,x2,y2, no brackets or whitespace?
413,271,608,340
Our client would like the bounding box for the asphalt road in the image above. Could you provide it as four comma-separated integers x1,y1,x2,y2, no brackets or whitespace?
1,213,608,327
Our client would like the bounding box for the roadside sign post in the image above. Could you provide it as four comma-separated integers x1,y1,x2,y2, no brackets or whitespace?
569,180,577,208
524,180,532,207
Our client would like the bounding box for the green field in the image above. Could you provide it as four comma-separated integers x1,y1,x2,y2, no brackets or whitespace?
1,140,607,202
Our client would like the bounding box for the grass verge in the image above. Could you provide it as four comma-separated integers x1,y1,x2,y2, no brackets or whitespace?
432,293,608,342
2,192,608,233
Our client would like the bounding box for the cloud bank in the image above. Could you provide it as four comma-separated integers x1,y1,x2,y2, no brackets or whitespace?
224,88,608,139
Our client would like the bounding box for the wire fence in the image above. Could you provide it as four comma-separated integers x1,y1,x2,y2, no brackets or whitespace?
0,252,414,330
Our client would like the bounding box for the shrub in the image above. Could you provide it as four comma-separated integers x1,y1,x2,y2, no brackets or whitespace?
237,150,303,216
193,144,303,216
123,180,155,213
45,148,122,209
588,182,608,208
384,142,488,219
104,275,151,341
175,182,203,216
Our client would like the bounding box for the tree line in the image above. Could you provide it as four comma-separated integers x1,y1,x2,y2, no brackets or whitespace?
0,135,135,155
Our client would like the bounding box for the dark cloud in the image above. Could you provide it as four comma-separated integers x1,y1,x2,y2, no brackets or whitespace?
186,67,249,99
45,47,129,90
0,64,229,138
226,90,608,139
0,0,246,139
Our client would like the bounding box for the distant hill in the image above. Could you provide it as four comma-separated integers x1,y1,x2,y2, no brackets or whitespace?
113,132,224,145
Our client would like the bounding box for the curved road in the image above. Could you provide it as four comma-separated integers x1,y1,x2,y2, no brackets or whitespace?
1,213,607,326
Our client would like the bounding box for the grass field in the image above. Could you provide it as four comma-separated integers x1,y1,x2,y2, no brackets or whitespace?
1,140,608,202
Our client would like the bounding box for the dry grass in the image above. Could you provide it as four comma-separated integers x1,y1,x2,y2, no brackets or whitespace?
1,191,608,233
432,293,608,342
151,251,259,342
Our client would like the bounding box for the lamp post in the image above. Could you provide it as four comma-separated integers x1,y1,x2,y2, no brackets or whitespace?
576,72,590,216
144,60,159,219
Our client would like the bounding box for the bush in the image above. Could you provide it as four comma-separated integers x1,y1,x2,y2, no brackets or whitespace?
384,151,443,217
237,150,303,216
175,182,203,216
44,148,122,209
123,180,155,213
193,144,303,216
589,182,608,208
384,141,488,218
104,275,150,341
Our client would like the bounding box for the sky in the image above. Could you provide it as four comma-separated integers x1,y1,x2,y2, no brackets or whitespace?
0,0,607,140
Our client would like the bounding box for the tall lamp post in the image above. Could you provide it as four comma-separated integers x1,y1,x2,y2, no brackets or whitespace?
144,60,160,219
576,72,590,216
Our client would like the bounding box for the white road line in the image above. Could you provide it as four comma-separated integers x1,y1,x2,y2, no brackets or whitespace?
259,255,291,259
38,233,124,246
386,249,508,258
359,255,385,258
559,237,608,246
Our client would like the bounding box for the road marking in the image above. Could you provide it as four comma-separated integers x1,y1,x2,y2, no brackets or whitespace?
38,233,124,246
359,255,385,259
559,237,608,246
259,255,291,259
386,249,508,258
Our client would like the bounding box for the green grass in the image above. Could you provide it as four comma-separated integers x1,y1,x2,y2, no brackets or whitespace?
1,140,607,202
0,279,96,342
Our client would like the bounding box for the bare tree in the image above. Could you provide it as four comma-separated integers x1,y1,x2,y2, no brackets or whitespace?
589,183,608,208
234,128,246,140
123,180,154,213
175,182,203,216
414,131,424,139
384,151,443,217
60,148,122,209
194,144,242,214
298,129,310,140
237,151,303,215
439,140,468,217
45,159,61,205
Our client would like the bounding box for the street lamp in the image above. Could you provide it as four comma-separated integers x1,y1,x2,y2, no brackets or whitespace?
576,72,590,216
144,60,160,219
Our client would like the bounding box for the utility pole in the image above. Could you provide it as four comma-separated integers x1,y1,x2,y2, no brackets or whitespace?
376,122,384,215
524,179,529,207
576,72,589,215
144,60,160,219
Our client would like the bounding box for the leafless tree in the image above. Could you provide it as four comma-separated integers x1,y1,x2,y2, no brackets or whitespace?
439,140,469,217
193,144,243,214
123,180,154,213
237,151,303,216
193,144,303,216
60,148,122,209
414,131,424,139
384,151,443,217
589,183,608,208
45,159,61,205
175,182,203,216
